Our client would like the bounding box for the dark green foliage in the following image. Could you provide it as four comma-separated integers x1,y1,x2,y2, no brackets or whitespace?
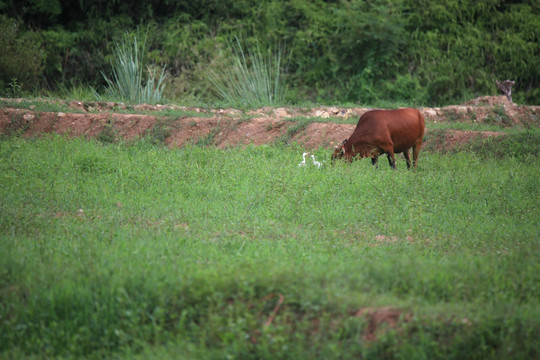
0,15,45,93
404,0,540,105
1,0,539,104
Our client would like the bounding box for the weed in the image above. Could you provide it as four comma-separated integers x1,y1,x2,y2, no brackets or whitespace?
55,81,99,101
195,126,221,147
493,105,513,127
422,128,447,153
74,153,115,174
520,109,540,129
484,105,513,127
1,113,30,137
275,117,313,144
441,109,460,122
145,119,174,145
428,121,511,132
0,98,77,114
97,118,117,143
467,110,477,122
6,78,22,98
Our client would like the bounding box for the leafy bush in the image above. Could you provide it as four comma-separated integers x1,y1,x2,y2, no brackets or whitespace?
425,76,462,106
384,73,425,103
0,15,45,94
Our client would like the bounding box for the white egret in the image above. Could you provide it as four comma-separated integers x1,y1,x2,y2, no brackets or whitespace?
298,152,309,167
311,154,322,168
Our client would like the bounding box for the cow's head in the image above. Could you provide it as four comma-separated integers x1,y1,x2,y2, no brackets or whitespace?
331,139,347,162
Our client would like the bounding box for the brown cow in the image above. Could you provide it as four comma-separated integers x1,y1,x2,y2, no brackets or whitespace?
331,108,425,169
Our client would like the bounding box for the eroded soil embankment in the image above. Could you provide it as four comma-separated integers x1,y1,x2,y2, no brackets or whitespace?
1,96,538,151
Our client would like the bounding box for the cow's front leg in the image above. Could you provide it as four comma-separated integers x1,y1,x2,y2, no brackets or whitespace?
370,149,382,168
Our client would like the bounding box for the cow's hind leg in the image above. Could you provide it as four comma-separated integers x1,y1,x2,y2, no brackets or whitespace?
403,149,412,169
412,139,423,168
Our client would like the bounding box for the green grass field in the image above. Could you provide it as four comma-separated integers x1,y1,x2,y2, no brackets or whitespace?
1,133,539,359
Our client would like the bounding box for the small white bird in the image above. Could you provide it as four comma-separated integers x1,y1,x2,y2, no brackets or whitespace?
298,152,309,167
311,154,322,168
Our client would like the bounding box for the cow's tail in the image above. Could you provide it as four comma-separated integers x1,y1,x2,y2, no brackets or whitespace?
417,110,425,141
413,110,425,167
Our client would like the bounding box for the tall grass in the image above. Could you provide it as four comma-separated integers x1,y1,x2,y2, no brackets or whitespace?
1,136,539,358
209,37,288,107
99,32,167,104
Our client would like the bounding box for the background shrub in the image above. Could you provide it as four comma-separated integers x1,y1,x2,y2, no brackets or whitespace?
0,15,45,94
1,0,539,105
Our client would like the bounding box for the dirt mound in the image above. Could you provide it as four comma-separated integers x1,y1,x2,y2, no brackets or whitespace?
1,96,538,151
463,95,512,106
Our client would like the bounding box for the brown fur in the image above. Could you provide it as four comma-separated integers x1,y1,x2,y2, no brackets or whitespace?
331,108,425,169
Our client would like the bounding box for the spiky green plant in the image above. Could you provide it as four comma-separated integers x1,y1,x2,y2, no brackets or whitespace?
209,37,288,107
101,32,166,104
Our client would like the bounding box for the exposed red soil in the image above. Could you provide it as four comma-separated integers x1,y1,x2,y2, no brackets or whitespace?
1,96,538,151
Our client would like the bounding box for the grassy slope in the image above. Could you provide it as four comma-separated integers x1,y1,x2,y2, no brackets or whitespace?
1,135,539,359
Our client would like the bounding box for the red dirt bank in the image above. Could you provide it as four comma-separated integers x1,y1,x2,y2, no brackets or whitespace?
1,96,538,151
